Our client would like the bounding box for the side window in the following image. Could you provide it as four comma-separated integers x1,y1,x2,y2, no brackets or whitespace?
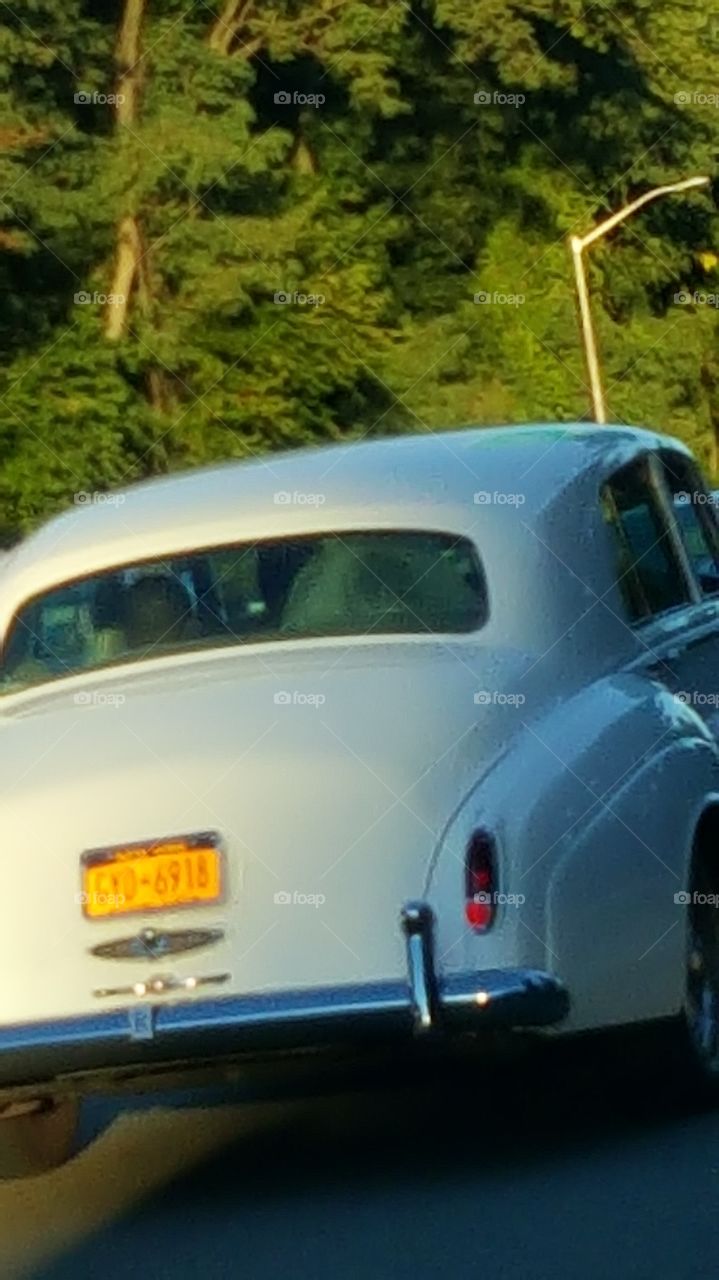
601,456,692,623
660,452,719,597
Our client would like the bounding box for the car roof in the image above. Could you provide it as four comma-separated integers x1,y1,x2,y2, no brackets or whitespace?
0,422,689,623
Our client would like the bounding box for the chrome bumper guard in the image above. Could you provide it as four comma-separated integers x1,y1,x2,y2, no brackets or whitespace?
0,902,568,1089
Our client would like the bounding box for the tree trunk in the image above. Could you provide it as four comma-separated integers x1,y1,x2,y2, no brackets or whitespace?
291,135,318,176
116,0,145,126
105,215,143,341
208,1,256,57
105,0,146,340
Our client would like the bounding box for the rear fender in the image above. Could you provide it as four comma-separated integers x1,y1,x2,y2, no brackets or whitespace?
546,744,718,1031
426,675,719,1031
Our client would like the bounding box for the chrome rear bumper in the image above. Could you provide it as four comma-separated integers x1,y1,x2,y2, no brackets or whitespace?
0,902,569,1090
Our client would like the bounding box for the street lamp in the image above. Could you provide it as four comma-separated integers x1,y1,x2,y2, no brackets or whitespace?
569,175,712,423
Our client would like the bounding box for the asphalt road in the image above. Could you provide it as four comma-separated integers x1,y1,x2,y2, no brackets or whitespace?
3,1030,719,1280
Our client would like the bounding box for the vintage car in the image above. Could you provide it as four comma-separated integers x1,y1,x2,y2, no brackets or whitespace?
2,423,719,1175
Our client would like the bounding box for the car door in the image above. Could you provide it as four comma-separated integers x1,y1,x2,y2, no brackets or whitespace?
548,456,704,1028
602,449,719,737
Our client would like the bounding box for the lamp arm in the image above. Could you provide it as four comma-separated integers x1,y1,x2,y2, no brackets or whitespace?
579,179,710,249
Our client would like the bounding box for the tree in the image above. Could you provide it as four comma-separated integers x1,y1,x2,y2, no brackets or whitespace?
0,0,716,534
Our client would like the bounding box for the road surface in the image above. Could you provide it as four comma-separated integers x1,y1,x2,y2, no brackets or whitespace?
2,1030,718,1279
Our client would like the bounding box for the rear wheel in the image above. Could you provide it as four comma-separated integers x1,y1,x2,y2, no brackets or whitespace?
680,851,719,1095
0,1097,78,1178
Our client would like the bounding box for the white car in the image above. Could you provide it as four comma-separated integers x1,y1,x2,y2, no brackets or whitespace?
2,423,719,1174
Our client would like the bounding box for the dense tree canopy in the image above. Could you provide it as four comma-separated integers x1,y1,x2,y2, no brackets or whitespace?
0,0,717,536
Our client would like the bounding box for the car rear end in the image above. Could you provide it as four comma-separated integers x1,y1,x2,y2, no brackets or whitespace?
0,505,571,1175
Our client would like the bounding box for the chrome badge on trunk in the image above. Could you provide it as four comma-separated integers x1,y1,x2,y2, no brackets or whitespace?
90,925,225,961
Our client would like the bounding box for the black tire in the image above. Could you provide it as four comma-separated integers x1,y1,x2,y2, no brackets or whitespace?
0,1097,79,1179
677,855,719,1098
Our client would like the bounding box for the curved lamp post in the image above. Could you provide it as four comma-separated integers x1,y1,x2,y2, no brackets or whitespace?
569,175,711,423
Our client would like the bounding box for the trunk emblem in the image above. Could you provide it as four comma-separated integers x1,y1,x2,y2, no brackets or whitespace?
90,925,224,961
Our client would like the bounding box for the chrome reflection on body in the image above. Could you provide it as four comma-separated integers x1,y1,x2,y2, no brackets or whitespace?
90,926,225,962
93,972,230,999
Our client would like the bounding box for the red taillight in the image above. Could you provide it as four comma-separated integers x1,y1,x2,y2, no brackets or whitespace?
465,830,496,931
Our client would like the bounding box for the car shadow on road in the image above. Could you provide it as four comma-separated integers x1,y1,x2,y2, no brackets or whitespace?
34,1025,719,1280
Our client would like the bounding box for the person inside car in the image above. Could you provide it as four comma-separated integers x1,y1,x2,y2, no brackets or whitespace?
122,573,198,655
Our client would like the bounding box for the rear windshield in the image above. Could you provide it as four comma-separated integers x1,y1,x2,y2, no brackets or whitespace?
0,530,486,693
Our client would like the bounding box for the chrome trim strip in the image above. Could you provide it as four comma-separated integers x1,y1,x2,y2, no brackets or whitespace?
93,972,231,999
0,970,568,1088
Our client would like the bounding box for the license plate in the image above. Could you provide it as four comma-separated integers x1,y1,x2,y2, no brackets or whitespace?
81,832,223,919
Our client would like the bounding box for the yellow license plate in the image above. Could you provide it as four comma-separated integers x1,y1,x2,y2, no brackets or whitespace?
81,833,223,919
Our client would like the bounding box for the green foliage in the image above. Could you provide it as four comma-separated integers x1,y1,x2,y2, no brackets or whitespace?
0,0,717,535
